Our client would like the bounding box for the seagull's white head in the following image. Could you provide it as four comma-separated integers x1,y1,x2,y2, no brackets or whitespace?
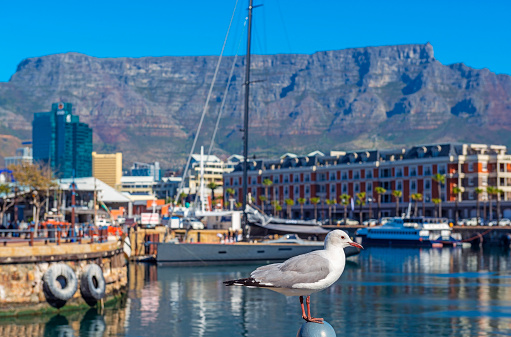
324,230,364,250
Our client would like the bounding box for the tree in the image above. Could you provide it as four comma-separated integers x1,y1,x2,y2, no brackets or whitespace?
432,173,445,217
207,181,218,202
339,194,350,226
486,186,497,222
275,203,283,217
452,185,463,225
356,192,366,225
325,199,336,225
262,178,273,202
284,198,295,219
474,187,484,225
226,188,236,210
432,198,442,217
271,200,280,217
258,195,267,213
179,192,188,206
0,184,15,226
297,198,307,220
310,197,321,221
392,190,402,216
375,186,386,220
411,193,422,217
10,163,57,236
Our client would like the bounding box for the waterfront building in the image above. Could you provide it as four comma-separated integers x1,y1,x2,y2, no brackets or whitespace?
184,154,239,199
154,176,182,200
131,162,161,181
224,143,511,220
4,146,33,167
92,152,122,189
32,102,92,178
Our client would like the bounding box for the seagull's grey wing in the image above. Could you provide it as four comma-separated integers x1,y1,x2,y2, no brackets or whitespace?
250,252,330,288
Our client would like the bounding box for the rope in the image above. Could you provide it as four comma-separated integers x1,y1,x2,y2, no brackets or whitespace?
173,0,240,209
193,17,248,208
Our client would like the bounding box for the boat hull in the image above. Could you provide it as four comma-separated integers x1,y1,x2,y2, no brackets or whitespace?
156,242,360,266
359,236,434,247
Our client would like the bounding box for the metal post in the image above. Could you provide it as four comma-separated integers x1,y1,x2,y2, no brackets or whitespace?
242,0,254,240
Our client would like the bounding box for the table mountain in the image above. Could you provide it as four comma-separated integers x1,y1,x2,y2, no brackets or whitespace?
0,43,510,168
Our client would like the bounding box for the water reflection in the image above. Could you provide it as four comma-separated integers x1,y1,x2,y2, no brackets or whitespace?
3,247,511,336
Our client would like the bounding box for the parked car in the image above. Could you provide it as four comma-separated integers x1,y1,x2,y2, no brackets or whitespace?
336,218,359,226
464,217,484,226
182,217,205,230
488,218,511,226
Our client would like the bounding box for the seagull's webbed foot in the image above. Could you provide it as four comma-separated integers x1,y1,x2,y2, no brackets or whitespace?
304,316,324,324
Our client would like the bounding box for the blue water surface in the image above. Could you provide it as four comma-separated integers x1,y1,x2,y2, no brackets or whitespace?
2,246,511,336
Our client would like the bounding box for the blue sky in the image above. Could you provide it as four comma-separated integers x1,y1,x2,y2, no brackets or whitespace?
0,0,510,82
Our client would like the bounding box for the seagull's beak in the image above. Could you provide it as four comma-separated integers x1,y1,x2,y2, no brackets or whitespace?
349,241,364,249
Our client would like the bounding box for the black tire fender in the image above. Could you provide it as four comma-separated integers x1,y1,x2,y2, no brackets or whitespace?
80,263,106,306
42,263,78,308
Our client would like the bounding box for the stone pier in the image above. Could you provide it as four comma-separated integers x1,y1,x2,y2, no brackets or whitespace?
0,241,127,317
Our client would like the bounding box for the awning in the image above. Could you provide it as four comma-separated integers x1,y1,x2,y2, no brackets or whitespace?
250,223,329,235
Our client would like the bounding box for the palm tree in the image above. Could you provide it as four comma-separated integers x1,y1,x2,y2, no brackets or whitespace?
258,195,267,213
375,186,386,220
392,190,402,216
339,194,350,226
432,173,446,217
262,178,273,212
411,193,422,217
179,192,187,207
496,188,504,223
275,203,283,218
207,181,218,202
452,185,463,225
325,199,336,225
486,186,497,222
310,197,321,221
432,198,442,217
271,200,280,217
284,198,295,219
297,197,307,219
356,192,366,225
474,187,483,225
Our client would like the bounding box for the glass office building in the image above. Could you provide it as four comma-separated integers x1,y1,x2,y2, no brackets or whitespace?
33,102,92,178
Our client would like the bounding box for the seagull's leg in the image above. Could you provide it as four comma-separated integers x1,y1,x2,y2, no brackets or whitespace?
305,295,324,324
300,296,307,320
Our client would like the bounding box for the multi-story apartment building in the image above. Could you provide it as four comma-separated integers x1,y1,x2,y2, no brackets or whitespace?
92,152,122,189
224,144,511,220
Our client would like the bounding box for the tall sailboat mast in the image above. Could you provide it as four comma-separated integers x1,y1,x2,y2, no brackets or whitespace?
242,0,254,239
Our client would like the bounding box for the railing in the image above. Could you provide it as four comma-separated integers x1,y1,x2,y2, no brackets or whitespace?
0,224,111,247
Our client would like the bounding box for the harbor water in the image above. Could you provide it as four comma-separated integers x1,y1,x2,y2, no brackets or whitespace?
2,246,511,336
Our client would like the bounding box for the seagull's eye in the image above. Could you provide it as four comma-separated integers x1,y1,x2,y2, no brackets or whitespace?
341,236,345,239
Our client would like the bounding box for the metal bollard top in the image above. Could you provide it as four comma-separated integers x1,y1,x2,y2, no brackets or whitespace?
297,321,336,337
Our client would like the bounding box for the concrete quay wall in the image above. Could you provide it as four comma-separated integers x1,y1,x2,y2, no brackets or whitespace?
0,241,127,317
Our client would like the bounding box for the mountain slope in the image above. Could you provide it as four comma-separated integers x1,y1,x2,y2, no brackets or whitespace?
0,43,510,168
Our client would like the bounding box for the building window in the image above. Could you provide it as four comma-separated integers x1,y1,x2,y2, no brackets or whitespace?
469,177,475,186
469,191,474,200
294,186,299,195
284,186,289,196
438,165,446,174
305,186,310,194
366,169,373,179
354,183,360,193
274,176,279,184
353,170,360,180
367,182,372,193
284,175,289,183
482,176,488,186
468,162,474,172
381,168,391,178
330,172,336,181
424,165,432,176
342,183,347,193
294,175,300,183
410,180,417,191
341,172,348,180
304,174,310,182
425,179,431,190
330,184,336,193
410,166,417,177
395,167,403,177
396,180,402,191
482,162,488,171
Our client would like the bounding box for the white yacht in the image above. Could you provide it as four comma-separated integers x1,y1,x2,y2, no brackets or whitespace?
356,217,462,247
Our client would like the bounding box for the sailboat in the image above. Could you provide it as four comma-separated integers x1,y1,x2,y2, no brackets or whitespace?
156,0,360,265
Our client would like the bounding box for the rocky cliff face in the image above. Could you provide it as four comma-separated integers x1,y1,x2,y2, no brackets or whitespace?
0,43,510,168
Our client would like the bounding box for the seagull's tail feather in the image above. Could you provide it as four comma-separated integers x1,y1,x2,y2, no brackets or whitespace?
223,277,272,288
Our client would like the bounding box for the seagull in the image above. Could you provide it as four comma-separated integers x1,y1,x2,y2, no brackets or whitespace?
223,230,363,323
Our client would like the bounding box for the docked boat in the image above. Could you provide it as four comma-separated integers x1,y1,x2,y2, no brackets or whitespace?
156,236,360,266
355,217,462,247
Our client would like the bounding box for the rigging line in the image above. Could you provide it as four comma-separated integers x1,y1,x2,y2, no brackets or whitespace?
173,0,240,208
275,0,293,53
194,18,248,208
